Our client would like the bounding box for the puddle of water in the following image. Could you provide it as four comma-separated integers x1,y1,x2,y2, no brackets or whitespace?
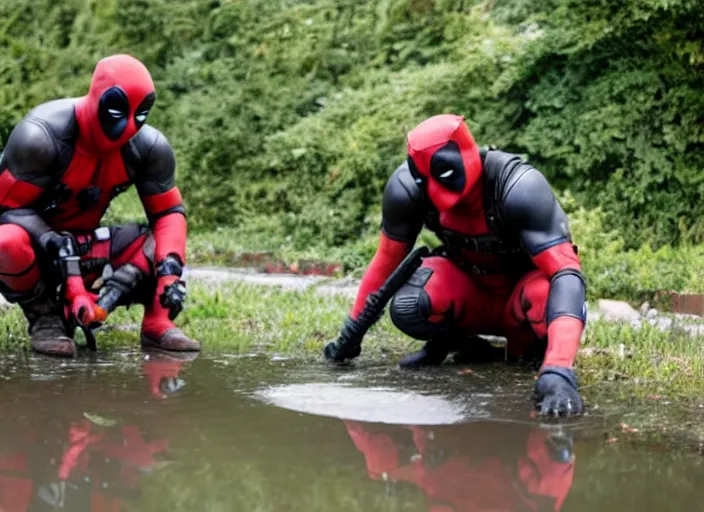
0,353,701,512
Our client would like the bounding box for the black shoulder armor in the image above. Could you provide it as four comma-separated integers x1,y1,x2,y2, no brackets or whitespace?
0,99,77,188
485,150,571,256
381,161,426,243
122,125,177,196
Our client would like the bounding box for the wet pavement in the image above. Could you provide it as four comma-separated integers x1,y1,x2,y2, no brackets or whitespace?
0,353,701,511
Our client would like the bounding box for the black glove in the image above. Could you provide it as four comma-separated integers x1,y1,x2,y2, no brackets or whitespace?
544,430,575,463
160,376,186,395
96,263,146,315
160,278,187,320
533,366,583,417
323,315,366,362
156,255,187,320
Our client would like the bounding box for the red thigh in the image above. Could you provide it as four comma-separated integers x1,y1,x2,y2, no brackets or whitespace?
80,227,152,286
0,224,40,293
502,270,550,357
422,257,503,332
109,233,150,272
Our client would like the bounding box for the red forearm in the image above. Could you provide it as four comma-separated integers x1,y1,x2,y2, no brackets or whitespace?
141,187,187,264
153,212,187,264
351,233,411,319
543,317,583,368
532,242,585,369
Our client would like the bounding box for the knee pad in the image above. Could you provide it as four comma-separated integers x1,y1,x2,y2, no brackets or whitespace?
389,267,454,341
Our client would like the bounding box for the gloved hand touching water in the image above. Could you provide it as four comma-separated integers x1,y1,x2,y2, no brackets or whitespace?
533,366,583,417
323,315,367,362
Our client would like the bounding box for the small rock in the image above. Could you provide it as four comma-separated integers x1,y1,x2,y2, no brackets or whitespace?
598,299,641,321
682,324,704,337
618,343,626,359
586,311,602,323
647,317,674,331
639,302,650,316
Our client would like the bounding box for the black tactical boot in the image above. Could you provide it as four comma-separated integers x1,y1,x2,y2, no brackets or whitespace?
399,340,451,368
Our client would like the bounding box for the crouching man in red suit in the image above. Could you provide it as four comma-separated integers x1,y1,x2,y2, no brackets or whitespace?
0,54,198,357
325,114,587,416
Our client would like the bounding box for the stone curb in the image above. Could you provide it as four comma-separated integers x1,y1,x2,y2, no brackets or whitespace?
0,268,699,337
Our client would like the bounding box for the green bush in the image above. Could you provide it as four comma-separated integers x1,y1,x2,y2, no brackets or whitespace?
560,192,704,300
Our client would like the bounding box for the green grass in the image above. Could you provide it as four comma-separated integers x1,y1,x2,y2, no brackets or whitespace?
2,280,703,404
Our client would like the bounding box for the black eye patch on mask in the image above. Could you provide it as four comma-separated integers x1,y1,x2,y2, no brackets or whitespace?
98,87,130,141
134,92,155,129
429,141,466,192
407,156,427,189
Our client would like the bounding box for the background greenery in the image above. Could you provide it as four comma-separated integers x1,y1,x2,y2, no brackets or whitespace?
1,0,702,300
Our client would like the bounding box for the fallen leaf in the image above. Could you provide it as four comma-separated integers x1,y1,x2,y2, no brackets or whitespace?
83,412,117,427
620,422,639,434
457,369,474,375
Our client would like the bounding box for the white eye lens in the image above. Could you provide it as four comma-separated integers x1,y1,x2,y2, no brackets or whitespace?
108,109,124,118
135,113,148,123
439,169,454,179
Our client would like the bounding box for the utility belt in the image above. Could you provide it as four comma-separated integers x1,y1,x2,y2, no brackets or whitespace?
432,228,528,276
436,228,523,256
433,247,532,278
70,224,149,274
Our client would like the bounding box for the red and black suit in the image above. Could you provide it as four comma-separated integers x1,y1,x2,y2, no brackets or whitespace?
0,54,197,356
328,115,587,415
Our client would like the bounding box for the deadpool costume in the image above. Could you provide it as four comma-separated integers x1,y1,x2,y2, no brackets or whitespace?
345,420,575,512
325,115,587,416
0,54,198,357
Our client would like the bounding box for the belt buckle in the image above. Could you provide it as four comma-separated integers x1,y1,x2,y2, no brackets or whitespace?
94,227,111,241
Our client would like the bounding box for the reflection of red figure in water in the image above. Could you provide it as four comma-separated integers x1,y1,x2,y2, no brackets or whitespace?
0,355,192,511
345,420,574,512
0,420,167,511
143,354,191,400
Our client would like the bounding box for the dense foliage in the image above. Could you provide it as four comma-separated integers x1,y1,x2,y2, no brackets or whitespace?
0,0,702,265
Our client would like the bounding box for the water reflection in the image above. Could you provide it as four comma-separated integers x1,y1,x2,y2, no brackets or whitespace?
0,356,701,512
0,353,192,511
344,421,574,512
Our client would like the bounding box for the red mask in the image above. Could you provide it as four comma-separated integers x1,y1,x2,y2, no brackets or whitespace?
75,54,156,153
407,114,482,212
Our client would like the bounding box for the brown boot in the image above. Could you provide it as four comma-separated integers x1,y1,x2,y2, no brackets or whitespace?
29,315,76,357
19,294,76,358
141,328,200,353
